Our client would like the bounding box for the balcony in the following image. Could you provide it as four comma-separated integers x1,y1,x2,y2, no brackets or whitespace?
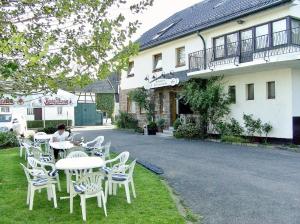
188,28,300,74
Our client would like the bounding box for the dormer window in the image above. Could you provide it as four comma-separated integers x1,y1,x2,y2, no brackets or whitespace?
153,53,162,72
152,21,180,40
127,61,134,78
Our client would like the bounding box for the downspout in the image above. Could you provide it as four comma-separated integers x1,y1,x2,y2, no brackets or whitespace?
197,31,207,70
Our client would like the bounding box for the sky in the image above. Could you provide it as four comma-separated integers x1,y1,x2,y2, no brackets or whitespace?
131,0,202,40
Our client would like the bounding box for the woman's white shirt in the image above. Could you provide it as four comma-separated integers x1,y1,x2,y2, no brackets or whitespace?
52,131,69,142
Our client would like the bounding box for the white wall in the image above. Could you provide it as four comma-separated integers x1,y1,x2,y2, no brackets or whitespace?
223,69,293,139
292,69,300,117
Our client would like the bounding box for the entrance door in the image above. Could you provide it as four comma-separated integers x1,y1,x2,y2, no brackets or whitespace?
240,29,254,63
293,117,300,144
169,92,177,126
33,108,42,120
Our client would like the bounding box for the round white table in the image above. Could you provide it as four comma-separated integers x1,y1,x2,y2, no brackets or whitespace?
49,141,74,150
55,157,105,200
34,134,52,142
55,157,105,170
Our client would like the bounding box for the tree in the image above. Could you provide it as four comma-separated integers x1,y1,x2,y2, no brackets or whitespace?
0,0,154,95
96,93,114,118
181,77,231,135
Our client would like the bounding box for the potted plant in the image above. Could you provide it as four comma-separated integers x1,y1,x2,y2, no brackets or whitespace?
147,121,158,135
157,118,166,133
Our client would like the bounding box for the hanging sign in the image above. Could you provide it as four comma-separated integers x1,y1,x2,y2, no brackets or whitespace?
144,78,180,89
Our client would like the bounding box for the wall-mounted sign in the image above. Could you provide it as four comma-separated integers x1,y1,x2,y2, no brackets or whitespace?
144,78,180,89
0,98,14,105
43,97,73,106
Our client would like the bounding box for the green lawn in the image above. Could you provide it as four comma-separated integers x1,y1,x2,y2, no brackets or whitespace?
0,148,185,224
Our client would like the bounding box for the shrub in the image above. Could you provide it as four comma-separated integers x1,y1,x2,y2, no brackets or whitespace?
173,118,182,130
0,131,19,148
221,135,248,144
27,120,72,129
217,118,244,136
157,118,166,131
262,122,273,143
115,111,138,130
37,127,57,134
243,114,262,137
174,123,203,139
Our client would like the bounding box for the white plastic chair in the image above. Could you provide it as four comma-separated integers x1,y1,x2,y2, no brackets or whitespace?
20,163,58,210
27,157,61,191
70,172,107,221
93,141,111,161
101,151,130,195
82,136,104,150
65,151,89,193
105,160,137,204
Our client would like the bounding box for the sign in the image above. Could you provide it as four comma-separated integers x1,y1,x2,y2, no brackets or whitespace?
43,97,73,106
144,78,180,89
0,98,14,105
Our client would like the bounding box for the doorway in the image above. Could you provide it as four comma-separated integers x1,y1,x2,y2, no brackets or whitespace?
293,117,300,144
169,92,177,126
33,108,43,120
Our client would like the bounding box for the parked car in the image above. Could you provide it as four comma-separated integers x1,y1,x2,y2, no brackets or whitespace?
0,113,27,136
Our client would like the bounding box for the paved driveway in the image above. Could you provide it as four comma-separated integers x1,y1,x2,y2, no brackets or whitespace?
76,128,300,224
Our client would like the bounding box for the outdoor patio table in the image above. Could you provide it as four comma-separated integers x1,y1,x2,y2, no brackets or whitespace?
49,141,74,150
55,157,105,199
34,134,52,142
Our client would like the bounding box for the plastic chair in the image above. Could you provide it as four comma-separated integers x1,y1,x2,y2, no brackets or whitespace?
82,136,104,150
105,160,137,204
70,172,107,221
20,163,58,210
93,141,111,161
65,151,89,193
27,157,61,191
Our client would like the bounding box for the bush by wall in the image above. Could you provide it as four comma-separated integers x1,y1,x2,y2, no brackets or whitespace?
115,111,138,130
96,93,114,118
174,123,204,139
27,120,72,129
0,132,19,148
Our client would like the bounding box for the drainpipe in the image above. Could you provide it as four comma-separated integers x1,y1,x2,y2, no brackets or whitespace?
197,31,207,70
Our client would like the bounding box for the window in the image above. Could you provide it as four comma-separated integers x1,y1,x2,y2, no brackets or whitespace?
246,84,254,100
27,108,34,115
256,24,269,49
127,61,134,77
214,36,225,58
241,29,253,53
153,23,176,40
226,33,238,56
267,81,275,99
57,107,63,115
292,19,300,45
159,93,164,114
176,47,186,67
127,98,136,113
153,53,162,71
272,19,287,46
0,107,10,113
228,86,236,104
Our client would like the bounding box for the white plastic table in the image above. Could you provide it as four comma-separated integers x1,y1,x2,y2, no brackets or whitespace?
55,157,105,170
34,134,52,142
55,157,105,199
49,141,74,150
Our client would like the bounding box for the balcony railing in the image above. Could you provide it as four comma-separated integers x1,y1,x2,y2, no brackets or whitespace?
189,28,300,72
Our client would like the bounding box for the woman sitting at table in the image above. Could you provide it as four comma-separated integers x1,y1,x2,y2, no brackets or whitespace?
52,124,70,159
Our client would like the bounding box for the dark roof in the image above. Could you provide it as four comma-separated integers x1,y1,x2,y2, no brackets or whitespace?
81,80,115,94
138,0,291,50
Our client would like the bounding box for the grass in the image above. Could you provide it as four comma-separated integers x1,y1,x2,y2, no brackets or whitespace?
0,148,185,224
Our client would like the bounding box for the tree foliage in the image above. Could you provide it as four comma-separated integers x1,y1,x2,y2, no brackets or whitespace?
181,77,231,134
96,93,114,118
0,0,154,95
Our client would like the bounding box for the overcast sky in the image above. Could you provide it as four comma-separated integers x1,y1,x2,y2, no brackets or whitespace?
131,0,202,40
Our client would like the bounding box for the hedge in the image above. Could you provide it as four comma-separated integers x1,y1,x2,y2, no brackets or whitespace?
27,120,73,129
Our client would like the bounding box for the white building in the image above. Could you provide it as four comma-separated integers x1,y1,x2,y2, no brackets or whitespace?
120,0,300,143
0,90,76,127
